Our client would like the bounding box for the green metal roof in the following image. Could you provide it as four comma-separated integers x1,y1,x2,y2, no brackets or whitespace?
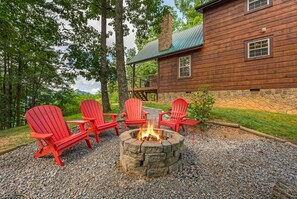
128,24,204,65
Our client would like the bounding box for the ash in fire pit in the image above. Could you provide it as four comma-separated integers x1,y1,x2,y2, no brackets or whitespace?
119,125,184,177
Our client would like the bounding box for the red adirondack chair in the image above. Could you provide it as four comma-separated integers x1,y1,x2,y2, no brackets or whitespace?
25,105,92,166
158,98,189,132
122,98,148,130
80,100,119,143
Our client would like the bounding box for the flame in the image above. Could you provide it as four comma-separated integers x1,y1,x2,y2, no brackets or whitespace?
138,121,160,141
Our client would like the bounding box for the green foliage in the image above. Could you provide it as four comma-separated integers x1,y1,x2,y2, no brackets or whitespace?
188,88,215,129
126,1,173,50
0,0,73,129
53,88,97,116
174,0,210,31
125,48,158,91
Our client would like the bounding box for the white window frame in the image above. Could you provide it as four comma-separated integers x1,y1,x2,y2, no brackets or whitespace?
247,38,270,59
178,55,191,78
247,0,269,11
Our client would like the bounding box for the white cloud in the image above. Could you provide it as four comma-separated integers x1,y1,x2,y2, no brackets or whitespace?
90,88,100,95
79,76,98,86
72,75,101,93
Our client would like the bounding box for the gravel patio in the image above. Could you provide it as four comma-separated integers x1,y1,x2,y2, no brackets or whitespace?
0,108,296,198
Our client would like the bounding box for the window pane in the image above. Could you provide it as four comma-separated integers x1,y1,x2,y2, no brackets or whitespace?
248,39,270,58
262,40,268,47
179,56,191,77
180,67,189,77
262,48,268,55
249,0,268,11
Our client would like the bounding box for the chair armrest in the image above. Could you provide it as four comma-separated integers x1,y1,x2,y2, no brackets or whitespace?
66,120,89,124
103,113,117,121
82,117,97,133
159,111,170,116
142,111,149,119
103,113,117,116
82,117,96,122
31,132,53,140
66,120,89,133
159,111,171,121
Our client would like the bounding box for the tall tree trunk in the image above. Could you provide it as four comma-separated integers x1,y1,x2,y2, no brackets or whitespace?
0,51,7,130
30,62,40,109
115,0,128,112
7,57,13,128
100,0,111,112
15,56,23,126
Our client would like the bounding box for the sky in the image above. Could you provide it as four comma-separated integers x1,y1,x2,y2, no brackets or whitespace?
72,0,178,94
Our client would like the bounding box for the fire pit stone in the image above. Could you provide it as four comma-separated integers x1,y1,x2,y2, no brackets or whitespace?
119,128,184,177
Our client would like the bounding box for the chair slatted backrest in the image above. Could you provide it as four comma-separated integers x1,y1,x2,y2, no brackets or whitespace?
80,100,105,126
25,105,70,142
125,98,143,120
171,98,189,120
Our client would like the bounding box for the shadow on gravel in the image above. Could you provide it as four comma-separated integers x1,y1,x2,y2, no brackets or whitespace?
40,129,120,165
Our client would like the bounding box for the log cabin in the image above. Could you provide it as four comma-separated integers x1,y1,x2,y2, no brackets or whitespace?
128,0,297,114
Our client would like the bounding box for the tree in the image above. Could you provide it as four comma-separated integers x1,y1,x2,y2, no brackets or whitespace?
114,0,128,112
100,0,111,112
174,0,209,30
0,0,70,129
113,0,171,111
51,0,115,112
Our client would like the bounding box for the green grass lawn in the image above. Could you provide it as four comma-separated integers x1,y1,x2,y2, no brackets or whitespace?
144,101,297,143
0,105,120,154
1,102,296,154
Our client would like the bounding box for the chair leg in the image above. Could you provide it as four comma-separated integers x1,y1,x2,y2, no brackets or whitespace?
182,125,185,132
85,138,92,148
115,126,120,136
175,124,180,132
94,132,100,143
53,151,64,166
124,123,127,131
34,146,52,158
34,148,44,158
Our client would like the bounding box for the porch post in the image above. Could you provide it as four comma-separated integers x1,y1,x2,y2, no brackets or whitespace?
132,64,136,98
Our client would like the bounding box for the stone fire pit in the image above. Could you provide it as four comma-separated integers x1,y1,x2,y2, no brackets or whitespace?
119,128,184,177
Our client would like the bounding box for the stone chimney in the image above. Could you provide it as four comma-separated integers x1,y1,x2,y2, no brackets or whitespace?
158,14,172,51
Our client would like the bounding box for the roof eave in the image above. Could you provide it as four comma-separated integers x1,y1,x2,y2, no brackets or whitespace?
127,44,204,65
195,0,223,13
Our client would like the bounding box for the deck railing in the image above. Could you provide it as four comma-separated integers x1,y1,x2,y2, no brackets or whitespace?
128,74,158,90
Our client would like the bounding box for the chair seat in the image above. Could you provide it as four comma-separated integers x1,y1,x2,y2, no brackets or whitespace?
125,119,146,125
97,121,117,131
159,120,179,128
55,132,88,150
180,119,200,126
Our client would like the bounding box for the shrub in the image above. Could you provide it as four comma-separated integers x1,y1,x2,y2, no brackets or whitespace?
188,87,215,130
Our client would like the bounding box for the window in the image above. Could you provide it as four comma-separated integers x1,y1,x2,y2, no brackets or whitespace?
179,56,191,78
247,0,269,11
247,38,271,59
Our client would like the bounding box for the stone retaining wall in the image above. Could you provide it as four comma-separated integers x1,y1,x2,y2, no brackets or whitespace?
119,129,184,177
158,88,297,114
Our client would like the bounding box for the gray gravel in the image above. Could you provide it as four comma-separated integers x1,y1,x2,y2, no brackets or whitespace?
0,107,296,198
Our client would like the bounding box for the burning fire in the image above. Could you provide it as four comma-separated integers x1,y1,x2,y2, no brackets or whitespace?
138,121,160,141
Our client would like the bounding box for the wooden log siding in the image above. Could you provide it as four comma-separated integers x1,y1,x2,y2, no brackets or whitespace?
158,0,297,93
